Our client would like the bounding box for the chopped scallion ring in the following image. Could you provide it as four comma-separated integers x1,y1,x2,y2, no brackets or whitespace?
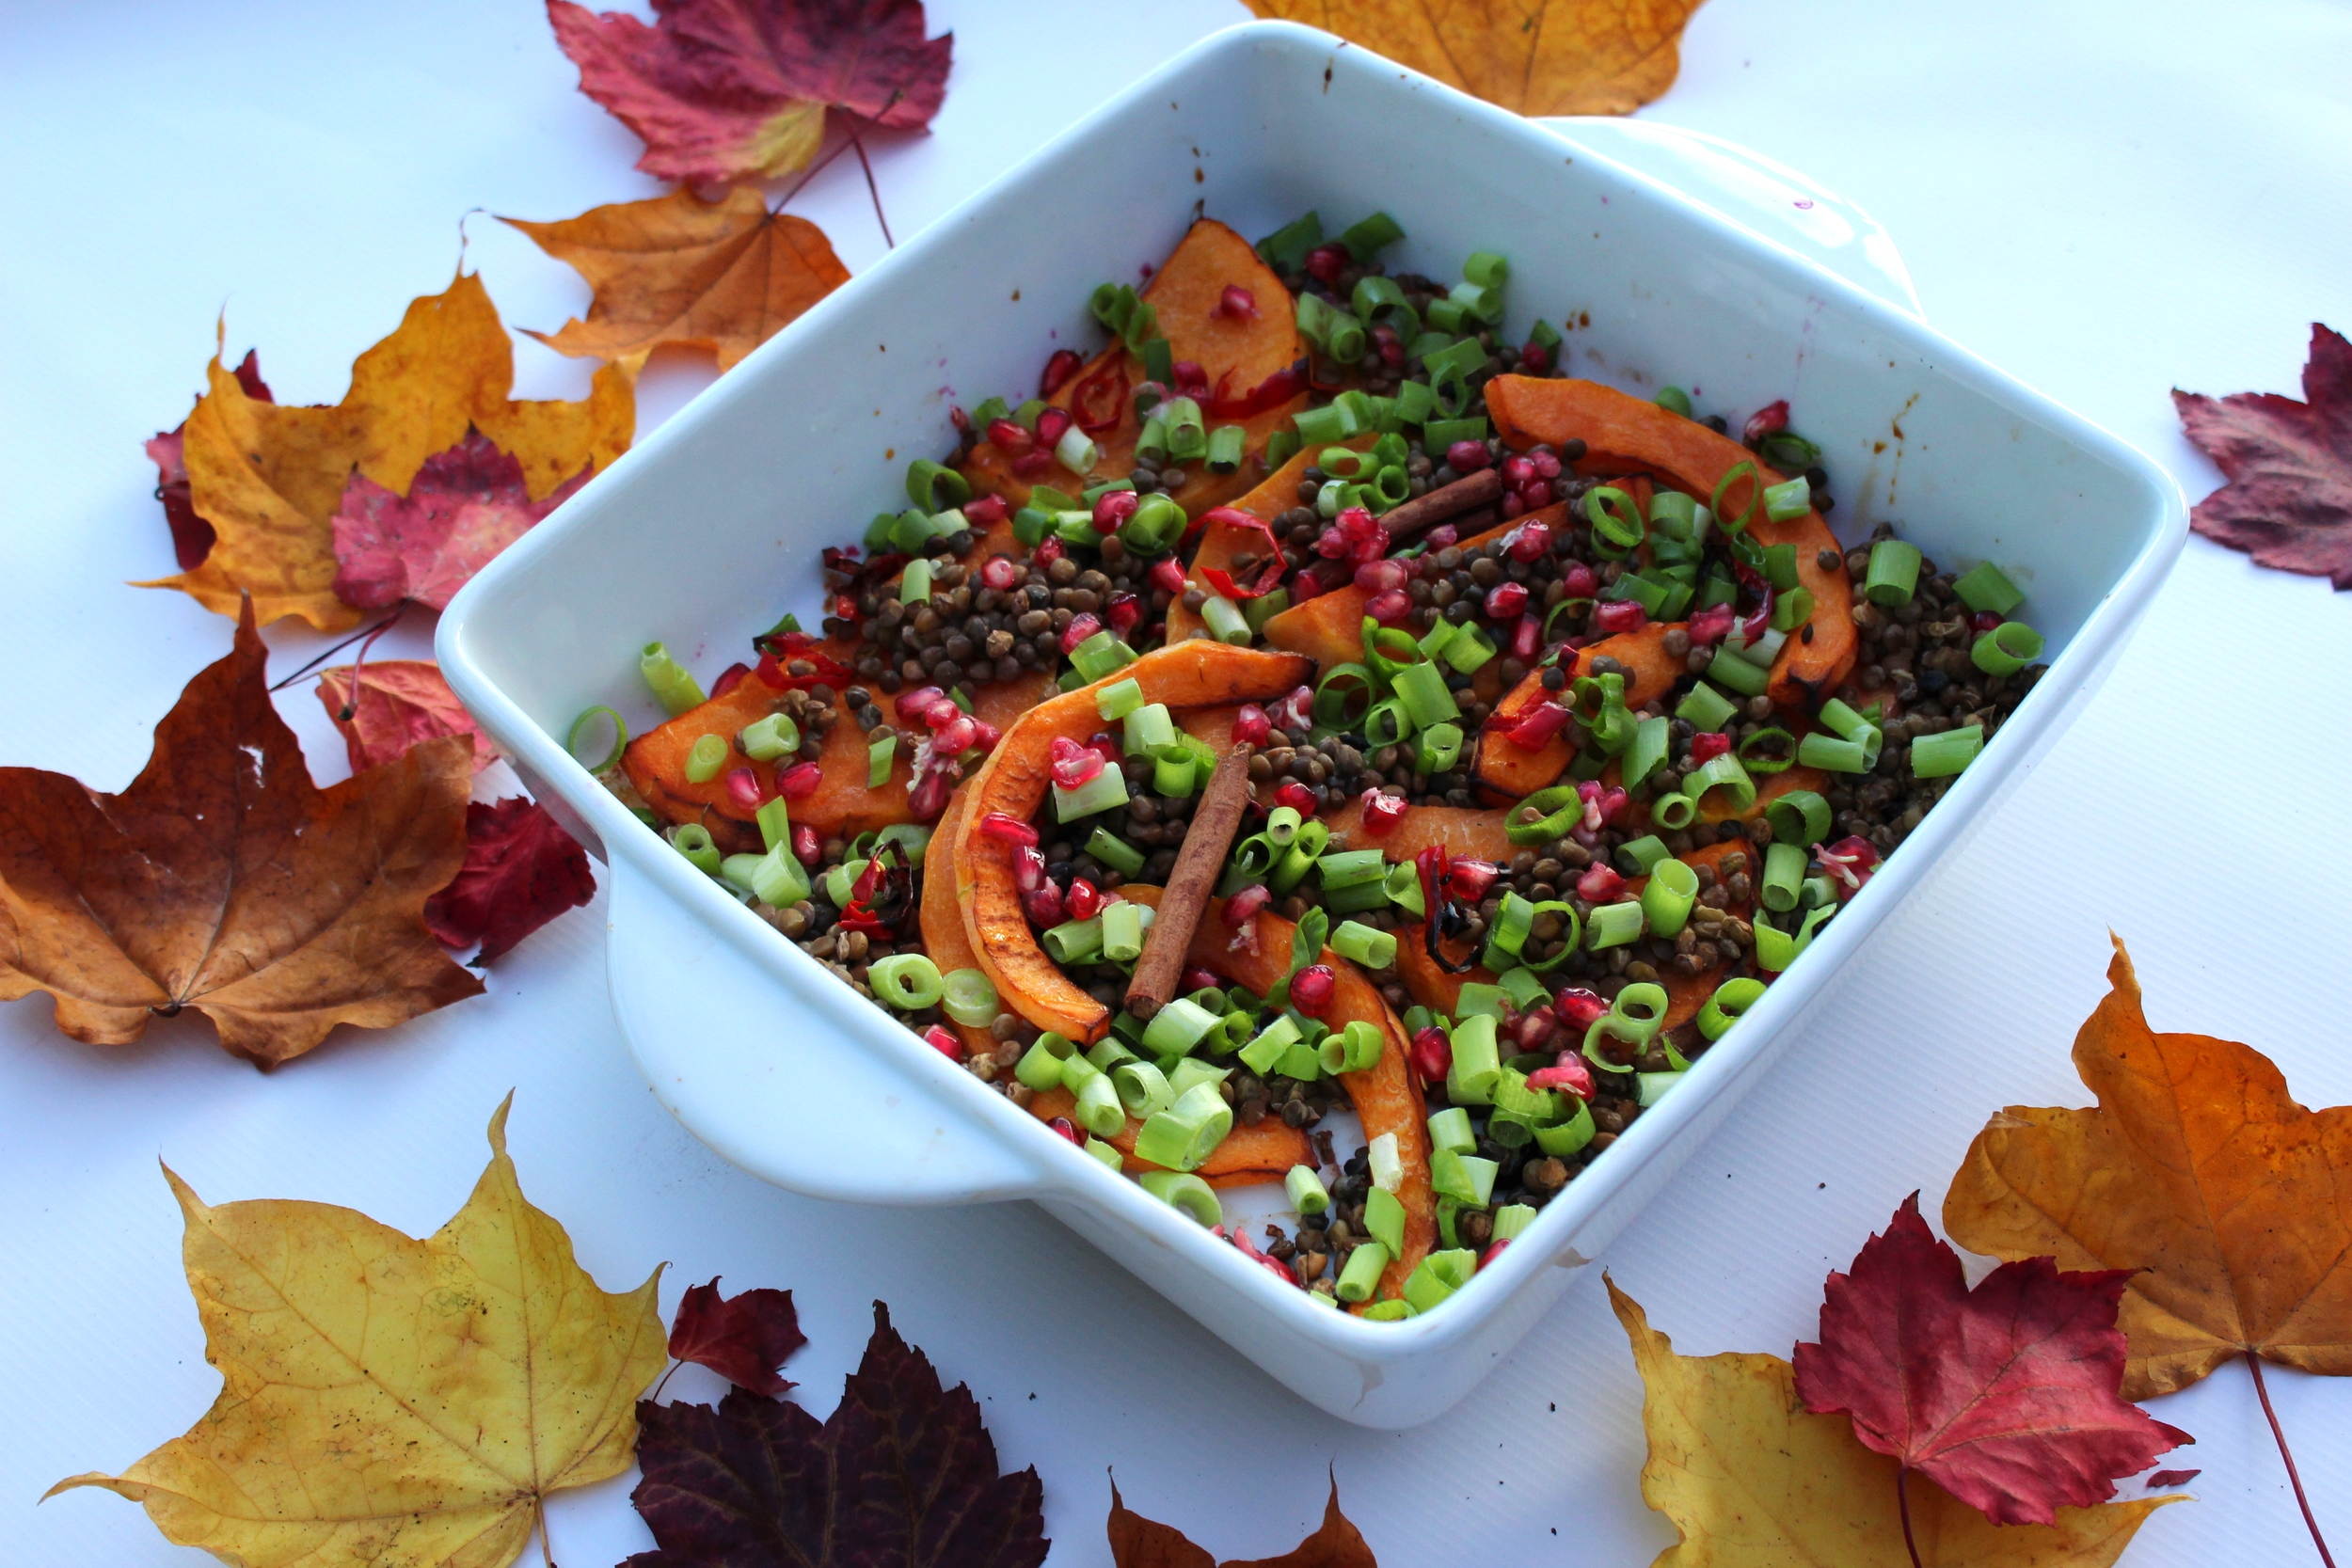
1698,977,1768,1041
867,954,944,1010
566,706,627,771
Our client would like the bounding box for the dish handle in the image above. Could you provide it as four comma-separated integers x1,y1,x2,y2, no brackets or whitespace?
604,848,1054,1205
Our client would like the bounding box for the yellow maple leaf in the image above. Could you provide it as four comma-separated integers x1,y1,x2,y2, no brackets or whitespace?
1242,0,1708,117
49,1098,667,1568
1607,1276,2179,1567
505,186,851,373
143,273,635,631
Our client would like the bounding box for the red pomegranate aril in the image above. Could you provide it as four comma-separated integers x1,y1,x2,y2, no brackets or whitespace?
1501,493,1525,520
1048,736,1103,789
1446,859,1499,900
1013,844,1047,894
1305,243,1349,284
1502,454,1537,486
1060,612,1104,654
1272,685,1314,732
1181,966,1223,995
1424,523,1458,550
1172,360,1210,399
1576,863,1626,901
1359,789,1408,835
1514,1006,1558,1053
1065,878,1104,921
979,812,1039,847
1511,613,1541,661
1034,535,1065,568
1223,883,1273,927
1505,701,1571,750
1045,1115,1083,1145
1374,324,1406,368
1485,580,1530,620
1217,284,1259,320
1364,588,1411,623
1553,988,1608,1032
1355,558,1408,593
1312,524,1350,559
1508,521,1551,562
962,493,1009,527
1528,1052,1596,1100
1742,400,1790,444
1410,1024,1453,1084
1106,592,1142,633
1273,779,1318,816
1593,600,1649,634
908,769,950,819
979,554,1023,591
1232,704,1271,747
896,684,944,721
1023,882,1066,927
1149,556,1189,595
1560,562,1598,599
969,719,1001,752
1040,349,1083,397
1036,406,1074,448
787,824,822,869
1447,439,1491,472
1689,732,1732,764
1481,1238,1512,1269
1973,610,2006,633
1010,449,1052,478
1518,478,1552,511
776,761,821,800
1092,488,1138,533
1818,835,1883,897
1531,449,1563,479
1290,964,1337,1017
926,1024,965,1061
922,696,961,730
934,716,977,754
1089,731,1121,766
986,417,1032,452
1688,603,1735,646
722,768,765,812
1518,341,1549,372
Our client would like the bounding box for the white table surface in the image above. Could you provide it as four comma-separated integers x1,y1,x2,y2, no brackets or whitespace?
5,1,2347,1563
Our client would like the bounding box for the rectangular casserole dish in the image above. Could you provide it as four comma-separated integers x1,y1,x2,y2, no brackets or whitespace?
437,20,2185,1428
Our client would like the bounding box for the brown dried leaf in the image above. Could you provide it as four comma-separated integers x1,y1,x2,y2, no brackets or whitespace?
1108,1480,1376,1567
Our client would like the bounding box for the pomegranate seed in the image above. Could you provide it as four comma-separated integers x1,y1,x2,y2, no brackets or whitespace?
1531,450,1564,479
1046,1115,1083,1145
1010,449,1053,479
1348,525,1391,564
1034,535,1065,567
1150,557,1189,595
979,812,1038,847
1092,488,1138,533
1818,835,1883,897
1312,525,1350,560
776,761,821,800
963,493,1009,526
1223,884,1273,927
1089,732,1122,767
1690,732,1732,764
1424,523,1459,550
926,1024,965,1061
980,554,1023,590
1742,400,1790,444
1271,686,1314,732
1410,1025,1453,1084
1023,882,1066,927
1511,613,1541,661
922,697,962,730
1172,360,1209,399
1688,604,1735,646
1359,789,1408,835
1273,780,1318,815
1560,562,1598,599
969,719,1001,752
1182,965,1223,994
791,823,821,865
986,418,1032,452
1060,612,1104,654
1505,701,1571,751
1040,348,1083,397
934,716,978,753
1446,439,1491,472
1514,1005,1559,1053
1592,600,1649,635
1485,580,1530,620
896,685,945,721
1230,1227,1299,1284
1048,736,1103,789
1501,493,1525,520
1065,878,1103,921
1507,521,1551,562
1576,863,1626,901
1554,989,1608,1032
1518,341,1549,372
723,768,764,811
1304,243,1349,284
1364,587,1411,623
1480,1238,1511,1269
1354,558,1408,592
1217,284,1259,320
1107,592,1141,632
1232,705,1271,747
949,404,974,433
907,769,949,819
1013,844,1046,893
1973,610,2006,633
1518,478,1552,511
1448,859,1499,899
1374,324,1406,368
1291,964,1337,1016
1529,1048,1597,1099
1502,454,1537,486
1035,406,1073,447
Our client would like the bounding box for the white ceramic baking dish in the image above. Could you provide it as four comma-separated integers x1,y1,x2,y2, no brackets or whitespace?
437,21,2185,1428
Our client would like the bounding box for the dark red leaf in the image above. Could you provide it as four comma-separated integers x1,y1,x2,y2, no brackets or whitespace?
668,1276,807,1397
330,431,590,612
2146,1468,2201,1489
623,1302,1047,1568
149,350,273,571
423,798,596,965
1791,1195,2191,1527
549,0,953,186
2173,322,2352,588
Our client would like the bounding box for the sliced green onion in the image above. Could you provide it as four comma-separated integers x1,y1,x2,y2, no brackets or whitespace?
1122,702,1176,754
1623,715,1671,791
1499,964,1549,1013
682,732,728,784
1972,621,2046,675
1705,644,1772,697
1199,593,1252,645
1318,850,1387,890
1414,722,1464,774
1134,1082,1233,1171
1683,752,1757,815
1637,1070,1686,1106
667,824,720,877
1642,858,1698,937
1760,841,1806,912
1444,1013,1502,1105
1864,539,1922,606
1054,422,1098,476
1095,676,1145,721
1770,586,1817,633
1084,1136,1125,1171
1337,1241,1391,1301
1505,784,1581,847
1654,385,1692,418
1430,1148,1500,1207
1205,424,1246,474
1114,1060,1173,1118
1152,747,1199,797
1676,683,1737,732
1698,977,1767,1041
1953,562,2026,616
1737,726,1796,776
1651,793,1697,831
1366,1131,1404,1196
1427,1106,1476,1157
640,641,706,717
1168,1057,1230,1098
1617,834,1672,876
1084,828,1146,877
1041,915,1104,964
898,557,934,605
1286,1164,1331,1215
1534,1100,1595,1156
1052,765,1130,821
1329,921,1398,971
1763,476,1811,521
755,796,793,854
1797,732,1869,773
1138,1170,1221,1226
1015,1037,1073,1091
1584,485,1645,556
747,847,808,907
567,706,627,770
1710,464,1762,536
867,732,897,787
1586,900,1646,950
1100,900,1146,963
1441,622,1497,673
868,953,945,1010
738,712,800,761
1911,722,1984,778
1069,629,1137,682
940,968,999,1028
1142,997,1219,1059
1363,1184,1406,1259
1390,659,1458,730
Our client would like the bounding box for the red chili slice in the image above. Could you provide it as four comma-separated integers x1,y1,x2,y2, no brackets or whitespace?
1070,359,1129,434
1198,507,1288,600
1206,360,1309,420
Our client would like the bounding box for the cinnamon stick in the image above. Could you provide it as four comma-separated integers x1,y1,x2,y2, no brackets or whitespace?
1376,467,1504,543
1123,742,1253,1020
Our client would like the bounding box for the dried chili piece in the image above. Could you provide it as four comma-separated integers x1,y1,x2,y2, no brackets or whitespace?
1070,358,1129,435
1198,507,1289,601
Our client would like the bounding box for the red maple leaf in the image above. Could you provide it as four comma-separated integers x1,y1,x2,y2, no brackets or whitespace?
1792,1196,2190,1541
2173,322,2352,588
668,1276,807,1398
423,798,597,965
624,1303,1046,1568
548,0,953,185
147,350,272,571
314,659,495,775
329,431,590,612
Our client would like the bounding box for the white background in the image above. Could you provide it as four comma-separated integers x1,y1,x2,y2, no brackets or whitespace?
4,1,2348,1563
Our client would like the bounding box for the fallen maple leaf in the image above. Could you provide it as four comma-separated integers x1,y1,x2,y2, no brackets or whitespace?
507,185,850,372
147,349,272,571
623,1302,1047,1568
48,1097,667,1568
331,429,591,610
2147,1469,2201,1489
549,0,953,184
141,273,633,630
1241,0,1704,117
424,798,598,965
316,657,495,773
2174,323,2352,588
1608,1277,2179,1568
0,600,482,1067
667,1275,808,1396
1109,1479,1375,1567
1792,1195,2188,1530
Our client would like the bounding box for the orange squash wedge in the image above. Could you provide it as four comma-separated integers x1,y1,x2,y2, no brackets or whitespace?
1473,620,1691,803
1167,434,1375,644
1259,505,1546,680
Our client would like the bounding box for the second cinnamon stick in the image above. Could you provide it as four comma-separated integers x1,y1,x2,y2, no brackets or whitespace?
1122,742,1254,1020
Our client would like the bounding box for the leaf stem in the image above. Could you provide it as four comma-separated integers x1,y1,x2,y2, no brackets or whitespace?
2247,1349,2336,1567
845,119,893,248
771,136,857,216
651,1358,680,1403
335,602,409,719
266,607,406,692
1897,1468,1922,1568
536,1500,557,1568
